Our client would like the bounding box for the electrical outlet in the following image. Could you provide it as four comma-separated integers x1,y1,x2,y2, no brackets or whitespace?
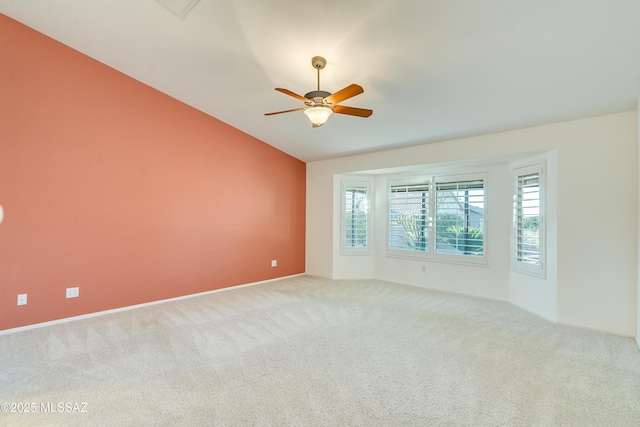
66,287,79,298
17,294,27,306
271,260,277,267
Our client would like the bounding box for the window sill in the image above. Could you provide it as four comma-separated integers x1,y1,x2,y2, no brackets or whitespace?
386,250,488,267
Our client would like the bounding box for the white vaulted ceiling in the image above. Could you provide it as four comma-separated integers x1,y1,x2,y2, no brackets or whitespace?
2,0,640,161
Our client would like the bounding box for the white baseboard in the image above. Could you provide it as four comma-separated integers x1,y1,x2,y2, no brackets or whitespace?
0,273,305,336
554,319,636,339
509,300,557,324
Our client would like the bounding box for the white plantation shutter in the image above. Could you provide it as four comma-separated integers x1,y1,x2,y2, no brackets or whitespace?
388,183,430,252
342,182,370,254
435,179,485,256
513,163,544,276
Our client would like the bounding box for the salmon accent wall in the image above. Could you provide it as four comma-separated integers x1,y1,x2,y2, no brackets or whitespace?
0,15,306,331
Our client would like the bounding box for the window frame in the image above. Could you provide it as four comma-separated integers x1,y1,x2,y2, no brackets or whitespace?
433,173,487,265
511,162,545,277
386,172,488,266
341,180,371,255
387,176,431,257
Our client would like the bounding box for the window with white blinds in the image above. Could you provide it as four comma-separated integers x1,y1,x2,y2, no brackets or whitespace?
513,163,544,276
389,183,429,252
388,173,486,264
342,182,370,254
435,179,485,257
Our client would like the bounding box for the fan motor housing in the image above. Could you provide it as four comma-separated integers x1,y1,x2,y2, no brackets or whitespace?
304,90,331,104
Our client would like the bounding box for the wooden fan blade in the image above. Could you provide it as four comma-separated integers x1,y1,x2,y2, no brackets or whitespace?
265,108,304,116
275,88,310,102
325,84,364,105
333,105,373,118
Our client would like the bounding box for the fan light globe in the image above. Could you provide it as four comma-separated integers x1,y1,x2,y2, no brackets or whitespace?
304,106,333,126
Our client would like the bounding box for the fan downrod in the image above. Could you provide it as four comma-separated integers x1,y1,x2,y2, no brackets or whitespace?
310,56,327,91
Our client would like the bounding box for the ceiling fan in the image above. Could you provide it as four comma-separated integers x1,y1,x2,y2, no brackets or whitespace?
265,56,373,128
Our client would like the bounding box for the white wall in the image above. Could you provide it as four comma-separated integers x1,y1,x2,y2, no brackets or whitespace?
307,111,637,336
306,167,334,278
637,95,640,348
553,113,636,335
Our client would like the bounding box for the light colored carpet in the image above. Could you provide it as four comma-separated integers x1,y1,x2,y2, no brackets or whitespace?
1,275,639,426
